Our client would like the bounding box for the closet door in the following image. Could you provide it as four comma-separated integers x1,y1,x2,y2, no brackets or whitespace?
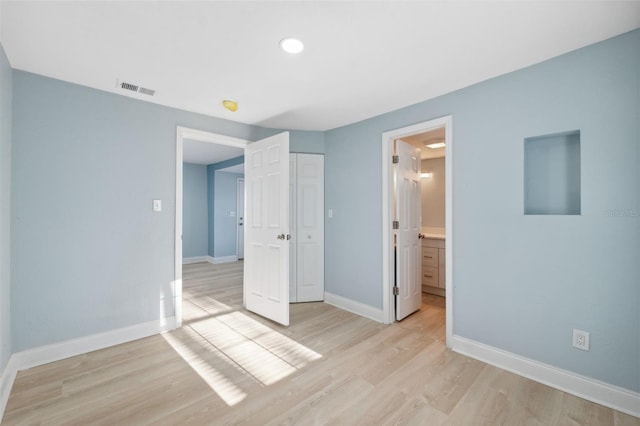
295,154,324,302
289,156,298,302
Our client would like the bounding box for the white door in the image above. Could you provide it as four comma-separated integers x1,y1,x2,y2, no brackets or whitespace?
395,139,422,321
244,132,290,326
237,178,245,260
289,156,297,302
295,154,324,302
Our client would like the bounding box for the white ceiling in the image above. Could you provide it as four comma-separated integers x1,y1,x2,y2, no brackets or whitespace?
183,139,243,165
2,2,639,131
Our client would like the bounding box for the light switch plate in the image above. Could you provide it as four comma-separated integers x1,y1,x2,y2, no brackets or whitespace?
153,199,162,212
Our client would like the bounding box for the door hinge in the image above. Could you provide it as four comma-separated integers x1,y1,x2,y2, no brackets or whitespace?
393,221,399,230
393,286,399,296
392,155,399,164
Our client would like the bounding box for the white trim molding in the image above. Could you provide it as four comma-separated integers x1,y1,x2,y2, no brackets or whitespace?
13,317,176,372
451,335,640,418
0,357,19,422
212,255,239,264
324,292,384,323
0,316,176,421
182,256,215,265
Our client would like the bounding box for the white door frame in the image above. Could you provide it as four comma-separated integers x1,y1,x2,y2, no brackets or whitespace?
175,126,248,328
236,177,245,260
381,115,453,345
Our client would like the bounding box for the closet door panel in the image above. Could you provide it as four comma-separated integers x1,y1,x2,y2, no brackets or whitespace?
295,154,324,302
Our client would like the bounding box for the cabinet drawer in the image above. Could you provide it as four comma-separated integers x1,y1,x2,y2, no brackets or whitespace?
422,266,438,287
423,238,445,249
422,247,438,267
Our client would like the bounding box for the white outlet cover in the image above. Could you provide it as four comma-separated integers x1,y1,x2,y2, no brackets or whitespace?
572,329,590,351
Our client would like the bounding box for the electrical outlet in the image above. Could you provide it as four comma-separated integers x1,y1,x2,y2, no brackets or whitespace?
572,329,590,351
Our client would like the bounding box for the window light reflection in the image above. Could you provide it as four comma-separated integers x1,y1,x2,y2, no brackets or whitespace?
162,309,322,406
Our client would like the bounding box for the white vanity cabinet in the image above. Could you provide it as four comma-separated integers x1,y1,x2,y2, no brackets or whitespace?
289,153,324,302
422,237,445,296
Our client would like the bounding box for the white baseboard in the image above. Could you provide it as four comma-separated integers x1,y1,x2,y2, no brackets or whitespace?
0,357,19,423
212,255,238,264
0,316,176,422
183,256,238,265
324,292,384,323
450,335,640,418
182,256,214,265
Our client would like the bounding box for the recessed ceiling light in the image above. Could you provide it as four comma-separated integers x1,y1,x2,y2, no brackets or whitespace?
426,142,446,149
280,37,304,54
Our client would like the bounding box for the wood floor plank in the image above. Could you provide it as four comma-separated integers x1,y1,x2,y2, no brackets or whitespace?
3,261,637,425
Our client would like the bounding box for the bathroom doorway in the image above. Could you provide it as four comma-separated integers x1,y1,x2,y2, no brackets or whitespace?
381,115,453,345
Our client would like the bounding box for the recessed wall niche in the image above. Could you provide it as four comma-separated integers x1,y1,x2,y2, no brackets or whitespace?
524,130,581,215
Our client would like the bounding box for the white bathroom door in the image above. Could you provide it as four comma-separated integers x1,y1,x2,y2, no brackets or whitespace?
237,178,245,260
244,132,290,326
395,139,422,321
295,154,324,302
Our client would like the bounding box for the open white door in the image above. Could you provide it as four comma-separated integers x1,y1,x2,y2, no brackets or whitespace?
244,132,290,326
395,139,422,321
237,178,245,260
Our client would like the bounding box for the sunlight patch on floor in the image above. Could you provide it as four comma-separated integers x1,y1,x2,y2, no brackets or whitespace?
188,293,235,315
190,315,313,386
162,331,248,406
216,311,322,369
181,296,235,322
163,309,322,406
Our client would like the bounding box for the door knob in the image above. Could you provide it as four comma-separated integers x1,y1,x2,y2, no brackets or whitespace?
418,233,426,239
277,234,285,240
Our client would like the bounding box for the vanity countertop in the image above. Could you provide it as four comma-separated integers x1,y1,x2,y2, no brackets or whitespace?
422,227,445,240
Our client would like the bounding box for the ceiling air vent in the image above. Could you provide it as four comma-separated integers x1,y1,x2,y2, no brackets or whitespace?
117,80,156,97
137,87,156,96
120,82,139,92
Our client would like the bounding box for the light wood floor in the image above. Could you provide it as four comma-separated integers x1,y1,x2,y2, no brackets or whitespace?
3,261,638,425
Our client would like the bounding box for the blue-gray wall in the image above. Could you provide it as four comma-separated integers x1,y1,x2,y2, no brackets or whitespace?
206,156,244,258
213,171,243,258
10,71,277,352
0,42,12,373
290,130,325,154
182,163,208,259
325,30,640,392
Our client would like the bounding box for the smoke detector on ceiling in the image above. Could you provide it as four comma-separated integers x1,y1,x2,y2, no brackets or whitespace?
116,79,156,97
